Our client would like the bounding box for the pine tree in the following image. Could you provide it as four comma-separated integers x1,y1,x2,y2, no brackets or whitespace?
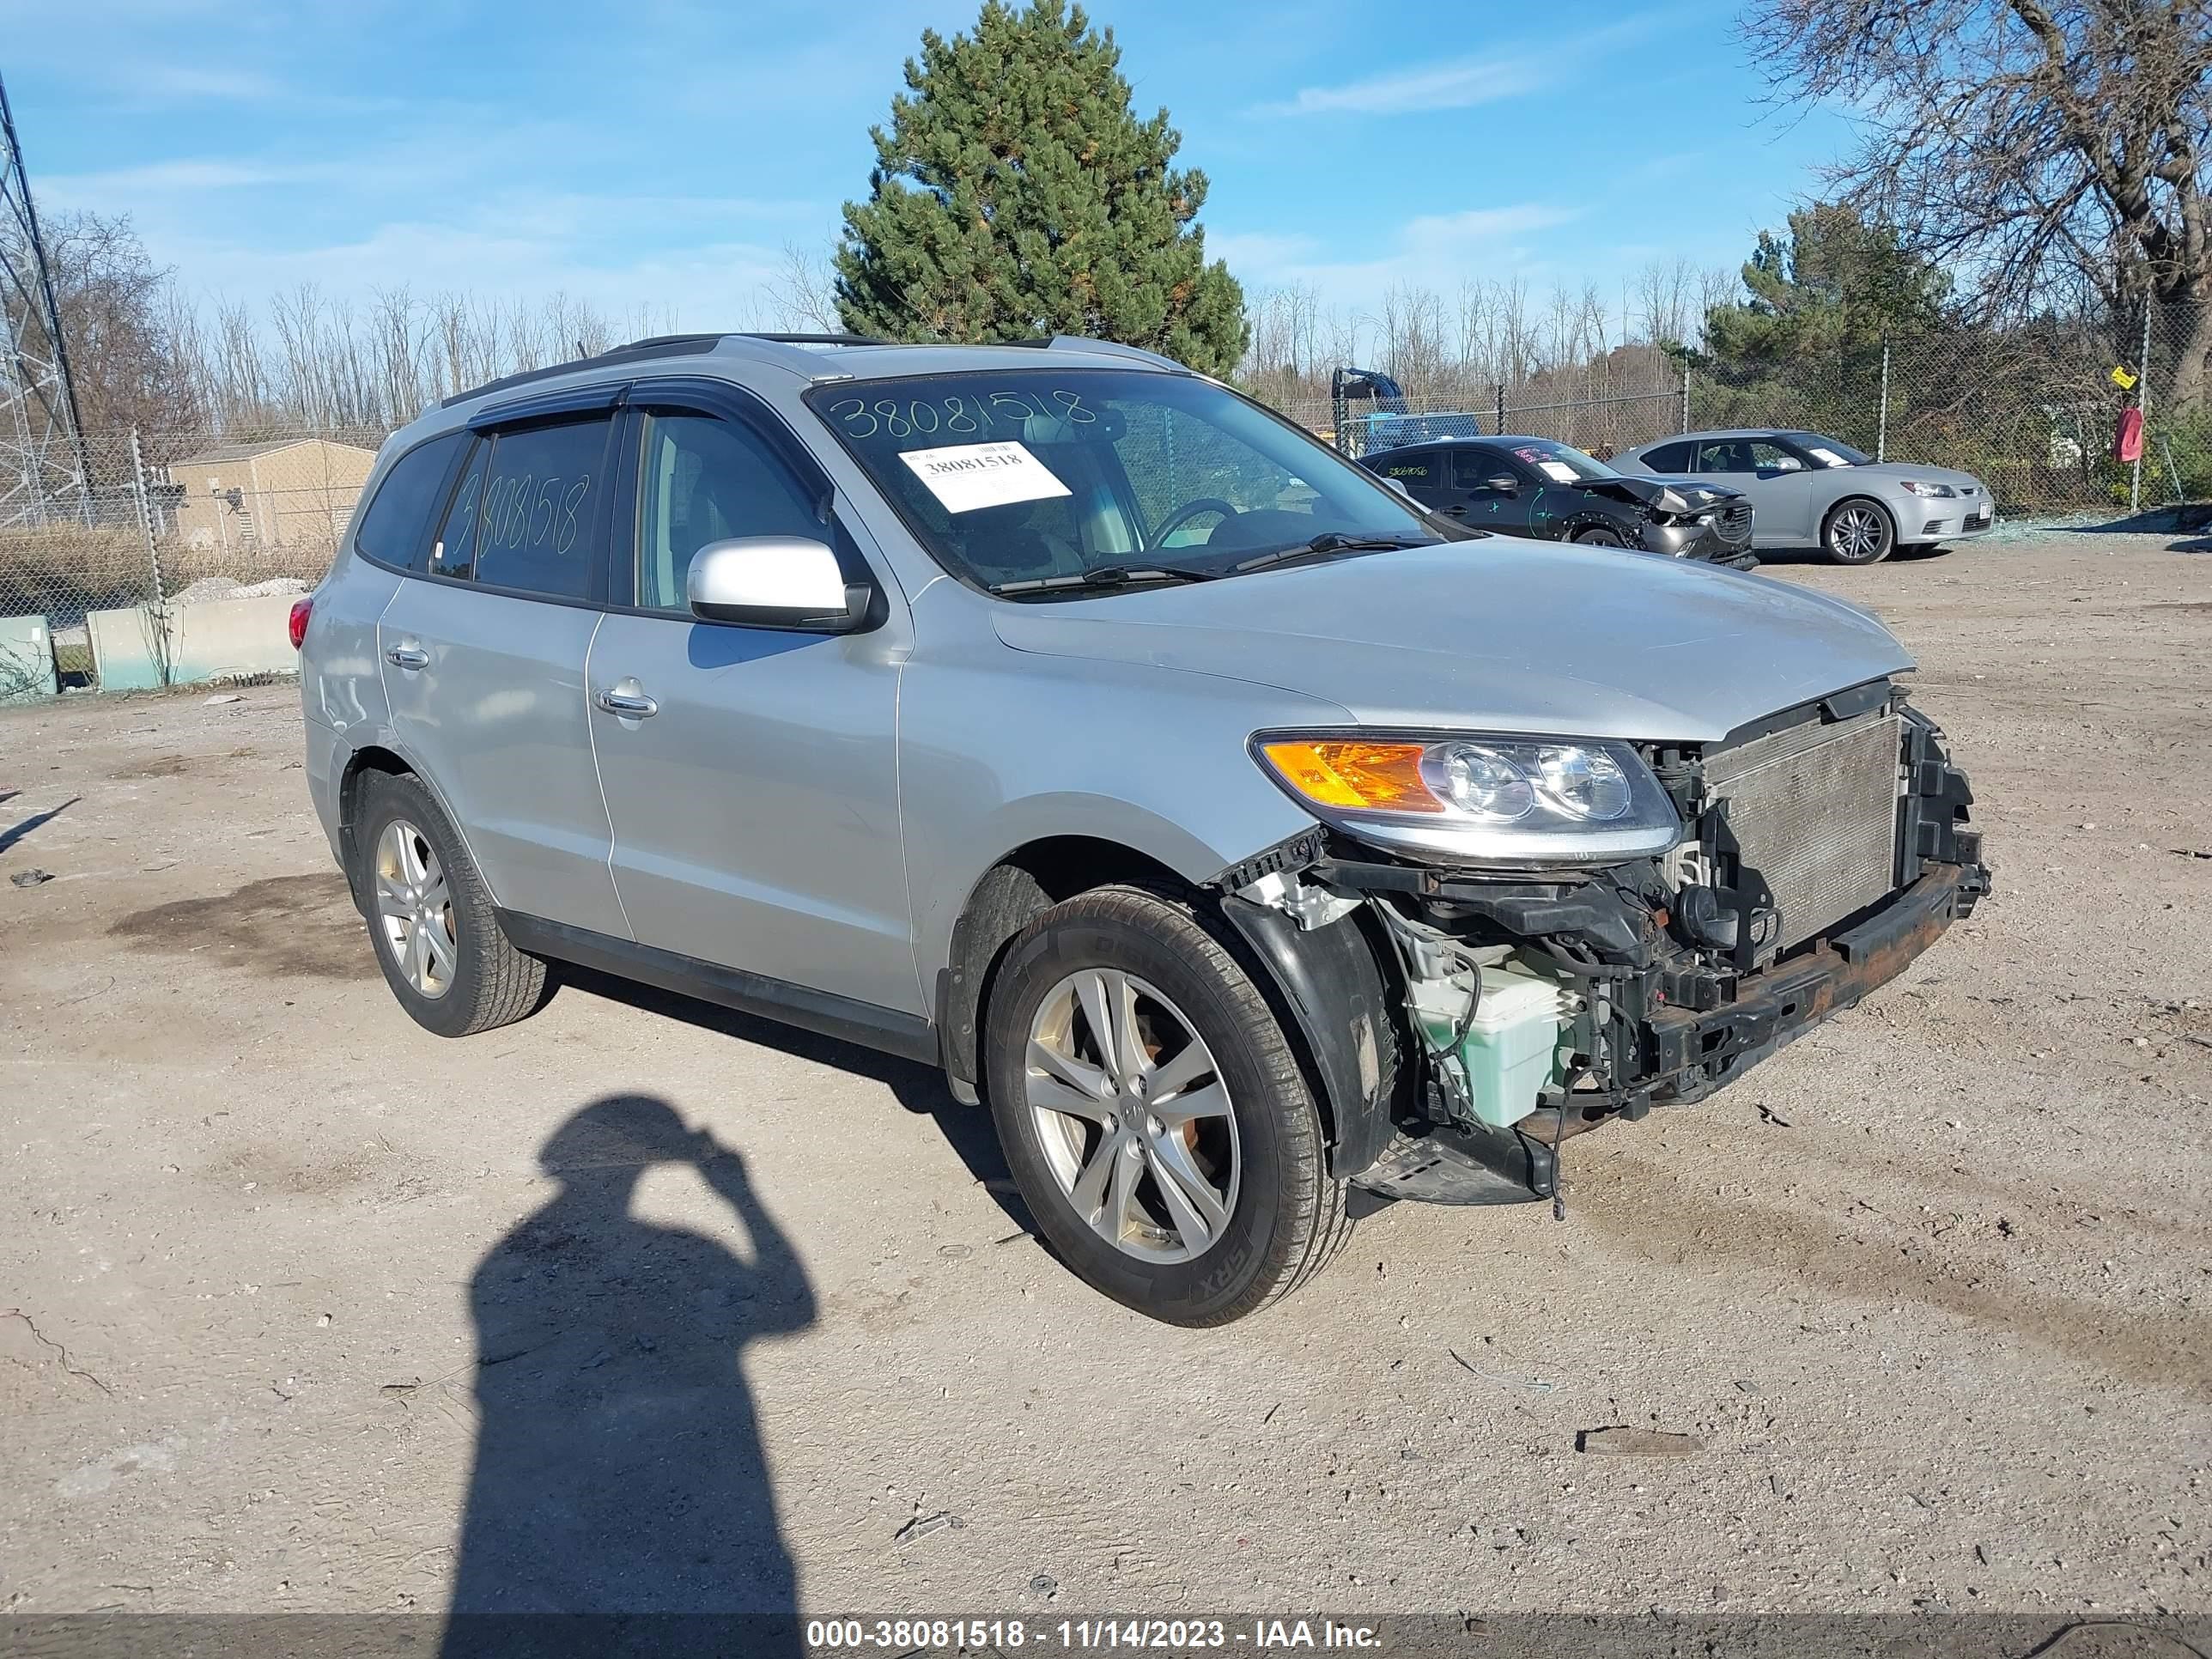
834,0,1248,376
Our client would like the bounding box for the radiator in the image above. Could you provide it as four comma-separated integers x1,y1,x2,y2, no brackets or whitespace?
1705,709,1904,955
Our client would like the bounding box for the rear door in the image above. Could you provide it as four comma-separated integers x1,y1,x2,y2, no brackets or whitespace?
378,406,628,939
584,386,917,1017
1450,445,1538,535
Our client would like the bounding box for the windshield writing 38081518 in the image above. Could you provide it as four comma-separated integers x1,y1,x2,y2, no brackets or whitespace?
828,388,1097,441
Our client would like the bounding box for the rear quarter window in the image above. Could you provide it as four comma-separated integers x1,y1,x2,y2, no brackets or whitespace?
351,432,465,570
1641,441,1693,472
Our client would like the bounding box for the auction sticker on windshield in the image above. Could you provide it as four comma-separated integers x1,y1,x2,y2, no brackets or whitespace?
899,441,1073,514
1535,460,1580,483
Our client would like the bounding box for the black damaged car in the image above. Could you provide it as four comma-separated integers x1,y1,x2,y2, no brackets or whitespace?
1364,435,1758,568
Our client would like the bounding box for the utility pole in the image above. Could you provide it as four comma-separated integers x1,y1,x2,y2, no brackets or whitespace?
2130,304,2152,515
1876,341,1890,462
0,69,92,529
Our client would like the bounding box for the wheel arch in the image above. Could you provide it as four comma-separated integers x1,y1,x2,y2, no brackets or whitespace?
1822,492,1898,548
935,834,1401,1182
333,737,481,912
935,836,1200,1105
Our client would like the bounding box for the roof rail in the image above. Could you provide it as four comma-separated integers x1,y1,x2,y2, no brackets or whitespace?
1011,335,1189,371
441,331,894,409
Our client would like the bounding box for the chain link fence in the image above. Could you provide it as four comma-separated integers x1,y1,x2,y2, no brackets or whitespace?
0,422,391,693
1272,302,2212,517
0,306,2208,696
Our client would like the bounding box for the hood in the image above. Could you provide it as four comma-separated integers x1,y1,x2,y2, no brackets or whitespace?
1850,461,1986,489
993,539,1911,744
1576,474,1743,516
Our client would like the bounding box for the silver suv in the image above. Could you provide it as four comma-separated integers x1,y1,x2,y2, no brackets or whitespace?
295,331,1990,1325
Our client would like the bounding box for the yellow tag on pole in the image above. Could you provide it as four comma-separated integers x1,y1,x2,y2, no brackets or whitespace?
2111,364,2139,390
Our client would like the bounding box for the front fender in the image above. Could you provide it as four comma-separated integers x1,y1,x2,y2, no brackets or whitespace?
899,651,1347,990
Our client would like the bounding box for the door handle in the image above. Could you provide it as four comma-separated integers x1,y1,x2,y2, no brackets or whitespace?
594,685,659,719
386,643,429,671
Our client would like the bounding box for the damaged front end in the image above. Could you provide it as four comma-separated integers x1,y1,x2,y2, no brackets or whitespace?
1579,475,1758,568
1214,684,1990,1211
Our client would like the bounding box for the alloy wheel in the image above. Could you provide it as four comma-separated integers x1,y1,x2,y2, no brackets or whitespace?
1024,969,1240,1262
373,818,458,1000
1830,503,1888,562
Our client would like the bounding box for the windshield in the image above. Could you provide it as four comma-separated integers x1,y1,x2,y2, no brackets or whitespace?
1789,434,1871,467
804,369,1439,594
1502,439,1619,483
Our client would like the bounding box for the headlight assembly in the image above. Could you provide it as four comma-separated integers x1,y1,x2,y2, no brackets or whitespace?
1254,732,1681,865
1897,480,1957,498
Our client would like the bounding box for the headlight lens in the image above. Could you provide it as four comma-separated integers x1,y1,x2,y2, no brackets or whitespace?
1898,480,1957,498
1256,733,1680,865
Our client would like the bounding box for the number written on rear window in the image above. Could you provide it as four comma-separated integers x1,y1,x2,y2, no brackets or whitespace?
462,420,608,599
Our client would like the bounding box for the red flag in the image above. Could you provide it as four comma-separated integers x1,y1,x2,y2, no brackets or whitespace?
2115,404,2145,463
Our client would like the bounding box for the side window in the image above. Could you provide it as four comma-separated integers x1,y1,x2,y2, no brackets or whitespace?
1452,448,1508,491
1643,441,1693,472
1697,441,1750,473
350,432,464,571
430,438,486,581
635,413,824,615
1374,451,1434,487
470,418,611,599
1747,440,1804,471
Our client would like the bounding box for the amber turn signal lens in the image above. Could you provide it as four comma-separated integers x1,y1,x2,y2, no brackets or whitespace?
1261,740,1442,814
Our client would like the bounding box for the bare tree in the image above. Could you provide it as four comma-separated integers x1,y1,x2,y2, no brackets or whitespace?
11,208,204,442
1747,0,2212,399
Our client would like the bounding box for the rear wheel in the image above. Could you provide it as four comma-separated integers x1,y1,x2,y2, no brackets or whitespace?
350,770,548,1038
1822,498,1895,564
982,885,1350,1325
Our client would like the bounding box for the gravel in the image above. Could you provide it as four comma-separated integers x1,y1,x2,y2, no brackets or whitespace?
0,530,2205,1620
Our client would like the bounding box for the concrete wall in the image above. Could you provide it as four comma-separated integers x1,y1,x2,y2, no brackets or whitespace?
0,615,58,703
86,593,300,692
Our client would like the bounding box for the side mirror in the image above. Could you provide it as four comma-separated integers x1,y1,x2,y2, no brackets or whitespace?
687,537,871,632
1483,472,1520,495
1382,477,1415,501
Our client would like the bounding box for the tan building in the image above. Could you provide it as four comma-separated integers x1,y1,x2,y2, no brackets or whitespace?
167,439,378,554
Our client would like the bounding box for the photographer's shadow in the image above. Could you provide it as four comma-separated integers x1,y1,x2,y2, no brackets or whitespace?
442,1093,814,1656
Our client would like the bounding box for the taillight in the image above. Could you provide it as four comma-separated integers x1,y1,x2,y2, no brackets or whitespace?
288,597,313,650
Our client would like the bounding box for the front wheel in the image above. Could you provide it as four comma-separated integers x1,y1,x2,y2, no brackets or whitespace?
982,886,1351,1325
1572,526,1626,548
1822,498,1895,564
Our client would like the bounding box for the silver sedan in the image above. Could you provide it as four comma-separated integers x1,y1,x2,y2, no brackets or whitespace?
1613,428,1995,565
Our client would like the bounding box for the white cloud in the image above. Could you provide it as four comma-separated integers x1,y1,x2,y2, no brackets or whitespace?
1217,204,1578,307
1253,8,1692,118
1253,53,1547,117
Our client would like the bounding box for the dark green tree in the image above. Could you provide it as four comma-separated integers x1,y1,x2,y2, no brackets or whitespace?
1703,203,1950,367
834,0,1249,375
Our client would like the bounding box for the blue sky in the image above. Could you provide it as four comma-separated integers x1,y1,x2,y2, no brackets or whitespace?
2,0,1853,330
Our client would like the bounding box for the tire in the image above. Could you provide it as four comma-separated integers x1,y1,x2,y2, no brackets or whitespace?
1572,526,1627,548
350,770,549,1038
981,885,1351,1326
1822,497,1896,565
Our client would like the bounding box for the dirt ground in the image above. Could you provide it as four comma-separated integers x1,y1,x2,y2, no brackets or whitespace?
2,529,2207,1631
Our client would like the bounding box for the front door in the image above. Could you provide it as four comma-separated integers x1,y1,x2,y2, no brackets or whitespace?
585,401,918,1017
1449,446,1538,536
379,414,627,939
1695,437,1811,546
